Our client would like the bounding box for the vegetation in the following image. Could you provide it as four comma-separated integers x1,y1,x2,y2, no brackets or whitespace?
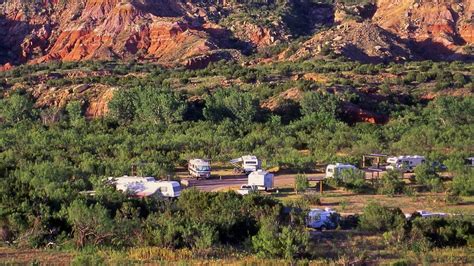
0,58,472,263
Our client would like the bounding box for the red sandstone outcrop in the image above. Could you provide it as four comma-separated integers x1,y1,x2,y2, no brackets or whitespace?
373,0,474,57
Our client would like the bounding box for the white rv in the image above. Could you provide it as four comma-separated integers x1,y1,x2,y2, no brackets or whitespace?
307,208,339,230
386,155,426,172
230,155,262,173
109,176,181,198
188,159,211,179
248,170,274,191
325,163,357,178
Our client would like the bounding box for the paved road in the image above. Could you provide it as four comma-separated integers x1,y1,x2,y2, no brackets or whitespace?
183,169,414,192
186,171,326,192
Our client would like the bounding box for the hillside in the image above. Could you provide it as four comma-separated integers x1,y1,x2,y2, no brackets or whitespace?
0,0,473,71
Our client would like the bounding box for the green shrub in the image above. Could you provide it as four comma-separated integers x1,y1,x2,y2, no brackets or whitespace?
378,170,405,196
414,163,444,192
71,252,106,266
359,202,406,232
301,193,321,205
295,174,309,194
252,215,309,260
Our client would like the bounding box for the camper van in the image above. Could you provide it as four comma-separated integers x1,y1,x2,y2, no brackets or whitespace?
230,155,262,173
386,155,425,172
325,163,357,178
307,208,339,230
109,176,181,198
248,170,274,191
188,159,211,179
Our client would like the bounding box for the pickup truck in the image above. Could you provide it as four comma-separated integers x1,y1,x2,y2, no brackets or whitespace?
405,210,447,219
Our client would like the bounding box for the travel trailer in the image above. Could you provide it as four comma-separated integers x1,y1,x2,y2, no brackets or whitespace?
386,155,426,172
307,208,339,230
325,163,357,178
109,176,181,198
188,159,211,179
230,155,262,173
248,170,274,191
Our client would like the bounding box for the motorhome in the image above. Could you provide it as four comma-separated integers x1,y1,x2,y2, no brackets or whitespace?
307,208,339,230
386,155,426,172
109,176,181,198
188,159,211,179
248,170,274,191
325,163,357,178
230,155,262,173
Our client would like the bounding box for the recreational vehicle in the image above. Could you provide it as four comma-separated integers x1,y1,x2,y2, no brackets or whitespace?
230,155,262,173
307,208,339,230
109,176,181,198
188,159,211,179
248,170,274,190
386,155,425,172
325,163,357,178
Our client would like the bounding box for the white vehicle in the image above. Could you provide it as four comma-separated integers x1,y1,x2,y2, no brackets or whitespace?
248,170,274,191
236,184,258,195
108,175,155,184
325,163,357,178
109,176,181,198
307,208,339,230
230,155,262,173
188,159,211,179
405,210,447,219
386,155,426,172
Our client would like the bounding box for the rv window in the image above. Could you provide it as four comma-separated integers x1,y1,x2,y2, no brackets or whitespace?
327,168,333,173
197,166,211,171
173,185,182,192
245,161,257,165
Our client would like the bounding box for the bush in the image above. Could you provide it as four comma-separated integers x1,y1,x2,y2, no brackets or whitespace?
67,200,115,248
295,174,309,194
378,171,405,196
301,193,321,205
359,202,406,232
71,252,106,266
409,216,474,249
414,163,443,192
336,169,372,193
252,215,309,260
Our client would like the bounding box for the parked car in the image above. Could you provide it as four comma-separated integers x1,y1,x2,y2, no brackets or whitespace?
306,208,340,230
236,184,259,195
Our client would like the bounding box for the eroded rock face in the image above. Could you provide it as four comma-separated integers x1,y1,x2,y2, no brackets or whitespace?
0,0,237,67
373,0,474,58
291,21,416,63
30,83,116,118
